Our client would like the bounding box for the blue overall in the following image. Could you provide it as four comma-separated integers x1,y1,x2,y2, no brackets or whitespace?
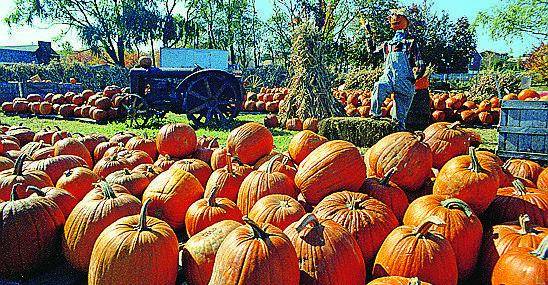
371,30,415,130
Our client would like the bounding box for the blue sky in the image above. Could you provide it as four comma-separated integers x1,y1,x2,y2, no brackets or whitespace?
0,0,543,56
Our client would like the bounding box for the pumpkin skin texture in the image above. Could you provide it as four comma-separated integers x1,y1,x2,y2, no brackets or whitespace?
28,186,78,219
296,140,366,205
367,277,432,285
423,121,470,169
156,123,197,158
209,217,300,285
504,159,544,183
313,191,398,266
180,220,242,285
105,168,150,198
0,156,14,172
184,187,243,237
288,130,328,164
226,122,274,165
479,214,547,283
93,141,117,161
154,154,178,171
248,194,306,230
142,168,204,230
403,195,483,280
63,182,141,271
170,159,212,188
433,147,499,214
257,154,297,181
491,236,548,285
204,156,253,202
483,180,548,227
0,185,65,277
0,154,54,200
360,167,409,222
125,135,158,160
210,147,228,170
372,217,458,285
88,199,179,285
27,154,87,184
133,163,163,180
53,137,93,167
367,132,433,192
237,158,298,215
538,168,548,191
284,214,366,285
56,167,100,201
93,155,132,178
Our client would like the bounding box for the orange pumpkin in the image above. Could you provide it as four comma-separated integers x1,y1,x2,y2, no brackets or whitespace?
518,89,539,100
367,277,431,285
360,167,409,221
423,121,471,170
248,194,305,230
205,154,252,202
53,137,93,167
288,130,328,164
538,168,548,191
226,122,274,165
286,118,304,131
105,168,150,197
0,154,54,200
56,167,100,201
156,123,197,158
125,134,158,160
132,163,163,181
302,118,319,132
504,158,544,183
170,159,212,188
27,185,78,219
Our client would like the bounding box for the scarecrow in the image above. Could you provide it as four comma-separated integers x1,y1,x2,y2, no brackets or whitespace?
366,9,426,130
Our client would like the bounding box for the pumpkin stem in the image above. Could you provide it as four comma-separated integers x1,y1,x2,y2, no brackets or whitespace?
441,198,474,218
295,213,321,232
467,147,483,173
136,199,152,232
26,186,46,197
226,153,233,175
413,216,445,236
10,183,22,201
207,186,219,207
266,154,281,174
243,216,269,240
54,125,61,131
99,181,117,199
448,121,460,129
531,236,548,260
123,168,132,175
73,132,84,137
380,167,397,186
349,199,361,210
502,159,512,170
13,154,27,176
511,180,527,195
413,131,425,142
518,214,534,235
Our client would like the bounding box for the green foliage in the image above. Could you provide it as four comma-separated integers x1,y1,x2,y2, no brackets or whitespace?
468,71,523,102
474,0,548,41
448,17,477,73
523,43,548,84
318,117,398,148
0,62,129,91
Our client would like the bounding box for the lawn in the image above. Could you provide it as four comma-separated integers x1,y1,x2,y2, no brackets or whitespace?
0,113,498,152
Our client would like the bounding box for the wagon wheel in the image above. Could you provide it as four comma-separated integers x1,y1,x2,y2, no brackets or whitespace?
120,94,152,128
177,70,244,128
243,75,264,92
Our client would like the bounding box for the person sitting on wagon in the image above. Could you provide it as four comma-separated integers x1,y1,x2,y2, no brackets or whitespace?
366,9,426,130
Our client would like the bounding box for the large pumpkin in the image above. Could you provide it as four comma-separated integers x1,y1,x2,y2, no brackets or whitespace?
75,133,108,162
226,122,274,165
296,140,366,205
133,163,163,181
88,199,179,285
484,180,548,227
210,147,228,170
423,121,470,169
367,132,433,191
491,235,548,285
367,277,432,285
93,154,132,178
156,123,197,158
63,182,141,271
0,154,53,200
517,88,539,100
53,137,93,167
209,217,299,285
93,141,117,162
27,185,78,219
433,147,499,214
105,168,150,197
185,186,243,237
154,154,179,171
257,154,297,181
313,191,398,266
284,213,366,285
56,167,100,201
288,130,328,164
0,156,14,172
142,168,204,230
373,216,458,285
538,168,548,191
27,154,87,184
248,194,305,230
180,220,242,285
403,195,483,280
503,158,544,183
170,159,212,188
0,184,64,277
125,134,158,159
205,155,253,202
479,214,547,283
237,157,297,215
360,167,409,221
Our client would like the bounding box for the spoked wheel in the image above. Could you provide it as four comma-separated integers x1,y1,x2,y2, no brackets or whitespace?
177,70,244,128
243,75,264,93
120,94,164,128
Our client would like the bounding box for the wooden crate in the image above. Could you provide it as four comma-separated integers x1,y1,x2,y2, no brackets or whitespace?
497,100,548,161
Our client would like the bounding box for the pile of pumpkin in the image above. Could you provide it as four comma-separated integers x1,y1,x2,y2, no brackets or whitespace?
0,120,547,285
263,114,320,132
243,87,289,113
1,85,127,122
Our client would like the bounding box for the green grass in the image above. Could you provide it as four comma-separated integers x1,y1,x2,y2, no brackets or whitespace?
0,112,498,152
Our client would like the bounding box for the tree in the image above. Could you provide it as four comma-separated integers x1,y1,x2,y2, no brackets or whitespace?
475,0,548,40
523,43,548,84
5,0,163,67
448,17,477,73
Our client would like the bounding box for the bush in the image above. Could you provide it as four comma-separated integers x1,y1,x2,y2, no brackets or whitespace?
0,62,129,91
318,117,398,148
342,66,383,91
468,71,522,102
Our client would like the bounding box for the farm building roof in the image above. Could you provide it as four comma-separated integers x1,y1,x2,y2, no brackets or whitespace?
0,45,39,52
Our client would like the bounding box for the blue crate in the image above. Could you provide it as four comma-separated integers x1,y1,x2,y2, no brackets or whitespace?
497,100,548,161
0,81,21,103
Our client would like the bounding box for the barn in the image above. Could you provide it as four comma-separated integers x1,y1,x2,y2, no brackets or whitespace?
0,41,59,64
